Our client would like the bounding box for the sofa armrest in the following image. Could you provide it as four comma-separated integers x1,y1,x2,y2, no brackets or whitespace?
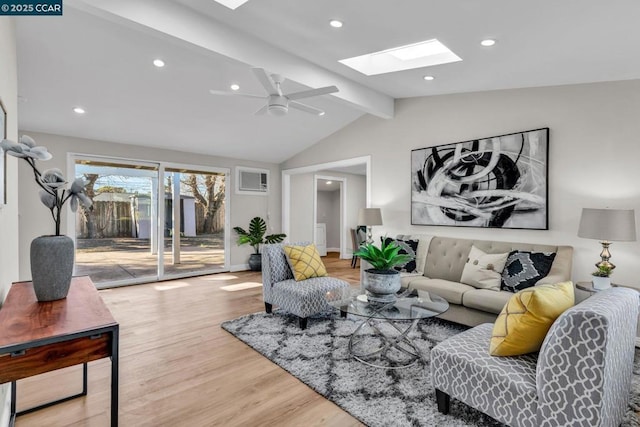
536,287,638,427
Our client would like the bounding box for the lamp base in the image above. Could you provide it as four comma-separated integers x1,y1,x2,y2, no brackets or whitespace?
596,241,616,271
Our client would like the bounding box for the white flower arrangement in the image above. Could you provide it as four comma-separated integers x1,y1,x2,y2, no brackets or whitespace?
1,135,92,235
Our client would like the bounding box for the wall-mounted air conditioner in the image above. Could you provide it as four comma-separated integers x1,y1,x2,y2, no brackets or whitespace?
236,166,269,195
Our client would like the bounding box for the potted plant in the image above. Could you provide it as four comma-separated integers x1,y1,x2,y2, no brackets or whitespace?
233,216,286,271
592,264,613,290
354,239,412,302
1,135,93,301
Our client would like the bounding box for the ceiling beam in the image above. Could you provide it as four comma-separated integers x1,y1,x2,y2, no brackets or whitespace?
67,0,394,118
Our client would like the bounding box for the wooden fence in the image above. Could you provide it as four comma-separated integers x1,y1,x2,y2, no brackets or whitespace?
77,200,225,238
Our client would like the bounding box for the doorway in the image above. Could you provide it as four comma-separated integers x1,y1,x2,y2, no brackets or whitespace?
282,156,370,260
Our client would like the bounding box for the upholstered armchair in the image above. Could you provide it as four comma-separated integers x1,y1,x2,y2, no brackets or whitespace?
431,287,638,427
262,243,350,329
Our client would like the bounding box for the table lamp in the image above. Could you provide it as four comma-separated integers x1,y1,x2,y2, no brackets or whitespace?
358,208,383,244
577,208,637,270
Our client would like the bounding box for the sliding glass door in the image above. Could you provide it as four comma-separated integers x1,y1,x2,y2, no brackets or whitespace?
162,167,227,277
72,157,228,287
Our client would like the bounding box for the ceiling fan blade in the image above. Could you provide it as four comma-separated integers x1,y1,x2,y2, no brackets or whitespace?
209,90,265,99
287,85,338,100
252,67,278,95
290,101,324,116
254,105,268,115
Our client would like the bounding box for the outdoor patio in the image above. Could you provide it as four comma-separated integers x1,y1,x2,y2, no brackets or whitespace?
75,234,225,284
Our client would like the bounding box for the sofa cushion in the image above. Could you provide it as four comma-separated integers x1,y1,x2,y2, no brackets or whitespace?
462,289,513,314
407,278,475,305
384,237,419,273
490,281,575,356
400,272,423,288
501,251,557,292
460,246,510,291
283,244,328,281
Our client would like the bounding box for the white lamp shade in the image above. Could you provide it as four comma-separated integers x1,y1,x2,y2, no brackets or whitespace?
578,208,637,241
358,208,383,226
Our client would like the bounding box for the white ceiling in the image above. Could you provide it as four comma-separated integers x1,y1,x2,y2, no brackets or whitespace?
15,0,640,163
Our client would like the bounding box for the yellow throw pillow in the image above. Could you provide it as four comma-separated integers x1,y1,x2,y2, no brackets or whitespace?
490,281,574,356
283,244,328,281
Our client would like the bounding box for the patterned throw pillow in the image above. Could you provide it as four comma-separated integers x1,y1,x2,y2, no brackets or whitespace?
500,251,557,292
383,237,419,273
490,281,574,356
283,244,328,281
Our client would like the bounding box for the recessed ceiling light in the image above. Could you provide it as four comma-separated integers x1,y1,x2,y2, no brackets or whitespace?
319,111,326,116
326,181,333,185
339,38,462,76
213,0,249,10
329,20,343,28
423,75,435,81
480,39,496,47
153,59,165,68
73,107,85,114
230,84,240,91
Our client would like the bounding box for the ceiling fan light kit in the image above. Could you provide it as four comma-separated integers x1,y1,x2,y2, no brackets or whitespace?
210,67,338,117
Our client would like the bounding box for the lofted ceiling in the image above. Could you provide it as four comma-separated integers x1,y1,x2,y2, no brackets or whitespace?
15,0,640,163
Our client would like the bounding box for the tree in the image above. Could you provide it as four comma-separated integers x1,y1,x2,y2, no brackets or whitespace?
182,174,225,234
79,174,99,238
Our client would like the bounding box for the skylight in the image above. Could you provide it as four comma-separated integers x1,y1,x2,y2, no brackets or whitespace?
213,0,250,10
339,39,461,76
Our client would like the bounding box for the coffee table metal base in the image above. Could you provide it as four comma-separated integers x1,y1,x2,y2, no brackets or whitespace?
348,314,423,369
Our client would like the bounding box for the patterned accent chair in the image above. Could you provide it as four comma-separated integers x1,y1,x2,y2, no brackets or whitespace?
262,243,351,329
431,287,638,427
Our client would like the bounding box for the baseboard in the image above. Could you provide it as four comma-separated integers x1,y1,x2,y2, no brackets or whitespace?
326,247,340,253
230,264,250,272
636,336,640,348
0,384,10,427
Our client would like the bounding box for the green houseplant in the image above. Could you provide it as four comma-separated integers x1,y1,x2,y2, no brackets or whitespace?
233,216,286,271
354,239,412,302
591,264,613,290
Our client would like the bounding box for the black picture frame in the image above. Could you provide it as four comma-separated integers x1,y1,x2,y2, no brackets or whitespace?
411,128,549,230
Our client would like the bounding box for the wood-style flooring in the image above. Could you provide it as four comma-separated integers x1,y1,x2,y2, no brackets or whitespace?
14,253,364,427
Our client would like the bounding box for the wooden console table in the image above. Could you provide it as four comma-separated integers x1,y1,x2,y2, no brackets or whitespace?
0,276,119,426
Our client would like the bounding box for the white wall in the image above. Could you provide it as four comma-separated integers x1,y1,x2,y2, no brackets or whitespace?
0,17,20,427
283,80,640,288
16,131,282,276
288,173,314,243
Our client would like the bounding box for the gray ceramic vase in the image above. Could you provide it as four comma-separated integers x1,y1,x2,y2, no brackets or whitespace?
30,235,74,301
364,269,401,302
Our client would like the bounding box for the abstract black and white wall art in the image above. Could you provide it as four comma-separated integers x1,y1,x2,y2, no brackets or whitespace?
411,128,549,229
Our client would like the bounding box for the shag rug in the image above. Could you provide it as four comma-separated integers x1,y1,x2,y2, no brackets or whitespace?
221,310,640,427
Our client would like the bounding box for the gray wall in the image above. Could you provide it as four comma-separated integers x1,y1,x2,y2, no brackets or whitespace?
283,80,640,288
0,16,19,427
316,190,340,249
16,131,282,278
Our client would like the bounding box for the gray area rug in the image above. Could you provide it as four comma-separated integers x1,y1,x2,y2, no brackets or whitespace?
221,310,640,427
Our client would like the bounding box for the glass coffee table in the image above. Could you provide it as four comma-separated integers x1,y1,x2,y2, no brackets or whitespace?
326,288,449,369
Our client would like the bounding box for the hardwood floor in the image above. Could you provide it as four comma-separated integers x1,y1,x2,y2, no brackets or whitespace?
14,253,364,427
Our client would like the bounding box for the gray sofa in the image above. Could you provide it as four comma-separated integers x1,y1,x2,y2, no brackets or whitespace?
431,287,639,427
397,235,573,326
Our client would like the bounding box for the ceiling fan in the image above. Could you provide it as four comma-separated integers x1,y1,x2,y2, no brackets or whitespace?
210,67,339,117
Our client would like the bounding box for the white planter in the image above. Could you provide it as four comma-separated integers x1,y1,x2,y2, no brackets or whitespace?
592,275,611,290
